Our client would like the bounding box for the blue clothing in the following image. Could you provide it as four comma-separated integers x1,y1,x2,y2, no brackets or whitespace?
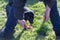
4,7,18,33
8,0,13,4
50,0,60,36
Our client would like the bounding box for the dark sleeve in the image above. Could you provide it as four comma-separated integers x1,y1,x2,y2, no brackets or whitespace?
13,0,27,20
8,0,13,6
8,0,13,3
43,0,56,8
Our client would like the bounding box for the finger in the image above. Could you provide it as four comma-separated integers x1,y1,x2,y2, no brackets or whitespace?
44,16,46,21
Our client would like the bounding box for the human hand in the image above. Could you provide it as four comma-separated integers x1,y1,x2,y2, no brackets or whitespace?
18,20,27,28
18,20,33,30
44,13,50,22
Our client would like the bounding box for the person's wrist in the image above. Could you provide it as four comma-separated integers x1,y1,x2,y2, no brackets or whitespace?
18,20,25,25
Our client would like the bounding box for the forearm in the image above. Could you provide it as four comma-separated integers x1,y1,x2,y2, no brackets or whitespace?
45,5,51,15
44,5,51,21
